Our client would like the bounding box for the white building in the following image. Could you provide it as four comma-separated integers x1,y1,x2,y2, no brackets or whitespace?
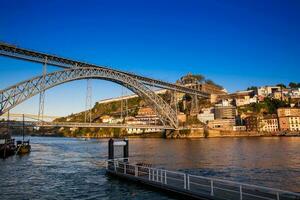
290,88,300,98
289,117,300,131
257,86,281,97
233,126,246,131
197,108,214,124
111,118,123,124
233,90,257,106
259,115,279,132
100,115,114,123
126,128,163,134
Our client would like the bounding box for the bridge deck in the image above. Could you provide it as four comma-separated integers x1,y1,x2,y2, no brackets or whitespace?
0,121,173,129
0,42,209,97
106,159,300,200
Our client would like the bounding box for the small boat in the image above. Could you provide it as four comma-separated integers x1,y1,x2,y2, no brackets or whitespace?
0,138,16,158
15,114,31,155
16,140,31,155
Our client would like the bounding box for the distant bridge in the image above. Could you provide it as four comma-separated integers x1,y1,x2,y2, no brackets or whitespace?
1,121,172,130
0,42,210,129
0,113,60,122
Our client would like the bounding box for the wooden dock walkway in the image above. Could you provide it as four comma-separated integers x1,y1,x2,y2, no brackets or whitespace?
106,159,300,200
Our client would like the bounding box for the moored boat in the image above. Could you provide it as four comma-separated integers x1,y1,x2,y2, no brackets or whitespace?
0,138,16,158
16,140,31,155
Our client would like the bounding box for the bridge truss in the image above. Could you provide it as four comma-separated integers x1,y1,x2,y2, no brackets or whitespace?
0,68,179,128
1,121,173,129
0,42,210,129
0,43,209,97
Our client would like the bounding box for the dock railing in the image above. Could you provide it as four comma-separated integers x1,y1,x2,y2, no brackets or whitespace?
106,159,300,200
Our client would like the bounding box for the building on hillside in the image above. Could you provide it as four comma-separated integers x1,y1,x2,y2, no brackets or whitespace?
135,107,160,125
259,114,279,132
220,99,233,106
214,104,237,120
290,88,300,98
137,107,156,115
197,108,214,124
233,125,246,131
126,128,163,134
257,95,265,102
176,73,227,104
111,118,123,124
231,90,257,106
244,115,258,131
124,107,160,126
219,90,257,107
257,86,281,97
125,116,144,125
100,115,114,123
273,91,288,101
277,108,300,131
208,119,235,130
125,108,163,134
177,112,187,124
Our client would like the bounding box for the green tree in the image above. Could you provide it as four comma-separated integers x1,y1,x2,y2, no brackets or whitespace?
178,101,185,112
192,74,205,82
183,94,192,101
276,83,286,88
205,79,223,89
205,79,215,85
289,82,298,88
247,86,257,91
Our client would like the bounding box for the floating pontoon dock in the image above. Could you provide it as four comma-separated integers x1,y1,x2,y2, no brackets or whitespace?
106,138,299,200
106,159,300,200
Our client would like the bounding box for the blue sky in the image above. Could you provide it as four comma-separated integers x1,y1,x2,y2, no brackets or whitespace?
0,0,299,116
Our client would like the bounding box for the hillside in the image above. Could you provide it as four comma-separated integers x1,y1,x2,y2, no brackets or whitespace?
55,96,142,123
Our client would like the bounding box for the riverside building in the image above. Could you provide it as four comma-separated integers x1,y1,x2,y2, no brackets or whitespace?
214,104,237,120
259,114,279,132
277,108,300,131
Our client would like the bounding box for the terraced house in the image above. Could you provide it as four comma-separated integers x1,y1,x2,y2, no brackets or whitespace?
277,108,300,131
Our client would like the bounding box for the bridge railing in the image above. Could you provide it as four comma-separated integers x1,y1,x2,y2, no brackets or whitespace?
106,159,300,200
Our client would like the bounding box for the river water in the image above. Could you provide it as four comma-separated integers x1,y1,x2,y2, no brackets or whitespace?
0,136,299,199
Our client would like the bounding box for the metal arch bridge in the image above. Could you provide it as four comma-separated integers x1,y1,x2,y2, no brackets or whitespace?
0,42,210,129
0,113,60,121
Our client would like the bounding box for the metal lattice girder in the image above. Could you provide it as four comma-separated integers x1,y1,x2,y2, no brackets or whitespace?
0,42,209,98
0,68,178,128
0,121,174,129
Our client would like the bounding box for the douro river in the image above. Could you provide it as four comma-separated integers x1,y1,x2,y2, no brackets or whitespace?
0,136,299,199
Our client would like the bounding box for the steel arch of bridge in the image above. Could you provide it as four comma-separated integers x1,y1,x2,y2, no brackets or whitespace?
0,43,209,98
0,67,178,129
